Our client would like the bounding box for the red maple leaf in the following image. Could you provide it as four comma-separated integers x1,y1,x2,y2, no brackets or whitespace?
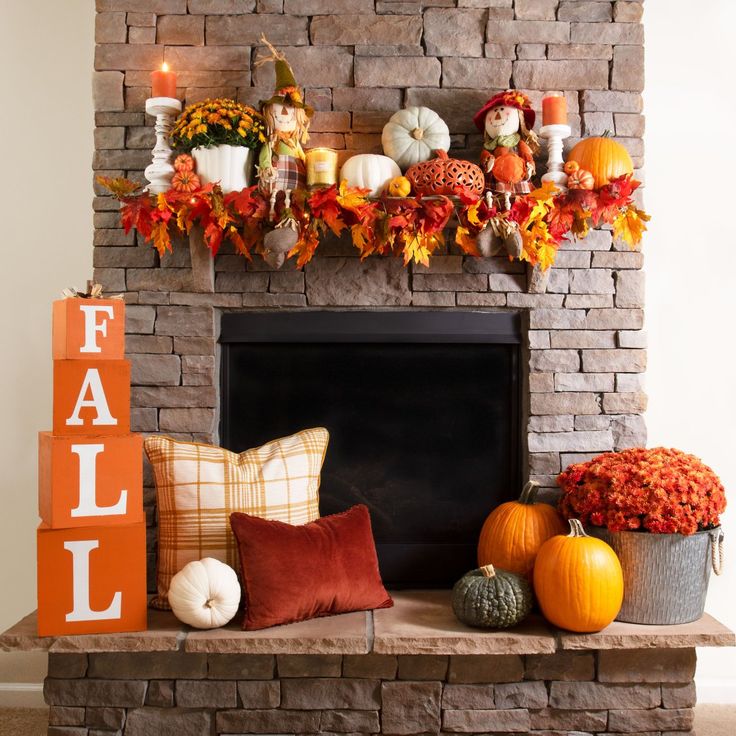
308,185,346,236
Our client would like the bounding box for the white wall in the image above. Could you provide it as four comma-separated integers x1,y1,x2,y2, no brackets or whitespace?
0,0,94,698
0,0,734,704
644,0,736,702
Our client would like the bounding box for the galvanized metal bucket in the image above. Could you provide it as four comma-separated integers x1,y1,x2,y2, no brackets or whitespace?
587,526,724,625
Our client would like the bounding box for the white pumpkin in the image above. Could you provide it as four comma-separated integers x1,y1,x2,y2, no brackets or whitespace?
168,558,241,629
381,107,451,171
340,154,401,198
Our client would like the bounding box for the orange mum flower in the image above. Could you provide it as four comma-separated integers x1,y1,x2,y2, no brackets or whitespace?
557,447,726,535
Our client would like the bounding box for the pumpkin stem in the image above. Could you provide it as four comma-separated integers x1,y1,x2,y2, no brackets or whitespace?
433,149,449,160
480,564,496,578
518,480,540,505
567,518,589,538
602,130,613,138
204,599,214,609
411,127,424,141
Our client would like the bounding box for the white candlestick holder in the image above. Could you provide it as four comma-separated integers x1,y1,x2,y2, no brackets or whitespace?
144,96,182,194
540,123,572,191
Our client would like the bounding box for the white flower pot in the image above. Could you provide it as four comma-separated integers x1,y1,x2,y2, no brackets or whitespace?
192,144,255,193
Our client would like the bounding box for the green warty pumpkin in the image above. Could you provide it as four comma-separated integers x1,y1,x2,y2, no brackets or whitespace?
452,564,533,629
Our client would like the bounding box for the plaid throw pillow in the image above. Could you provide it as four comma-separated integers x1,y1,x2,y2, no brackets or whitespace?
144,428,328,610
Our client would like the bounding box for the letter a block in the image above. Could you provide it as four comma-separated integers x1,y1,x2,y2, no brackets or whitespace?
38,432,144,528
53,360,130,436
37,522,147,637
53,298,125,360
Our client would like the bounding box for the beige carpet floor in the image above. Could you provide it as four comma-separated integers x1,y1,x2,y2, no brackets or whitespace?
0,704,734,734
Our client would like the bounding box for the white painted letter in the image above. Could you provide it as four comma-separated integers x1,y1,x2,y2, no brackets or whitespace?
65,369,117,426
70,444,127,518
79,304,114,354
64,540,122,622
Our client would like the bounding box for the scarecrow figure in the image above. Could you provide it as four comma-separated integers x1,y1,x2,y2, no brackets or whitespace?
255,37,314,267
473,90,540,257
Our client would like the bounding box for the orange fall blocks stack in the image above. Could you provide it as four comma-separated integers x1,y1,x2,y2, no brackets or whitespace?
37,297,147,636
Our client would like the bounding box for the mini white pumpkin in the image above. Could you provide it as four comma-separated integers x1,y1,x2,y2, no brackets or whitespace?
168,558,241,629
340,154,401,198
381,106,451,171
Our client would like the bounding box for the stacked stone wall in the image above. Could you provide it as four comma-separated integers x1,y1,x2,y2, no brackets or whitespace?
45,648,696,735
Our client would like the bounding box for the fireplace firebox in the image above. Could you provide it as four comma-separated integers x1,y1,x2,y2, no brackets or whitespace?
220,311,522,587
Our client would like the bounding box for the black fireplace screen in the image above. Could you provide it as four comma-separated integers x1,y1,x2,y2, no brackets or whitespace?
220,311,522,588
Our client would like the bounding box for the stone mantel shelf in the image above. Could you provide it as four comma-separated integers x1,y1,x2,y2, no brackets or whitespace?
3,591,733,656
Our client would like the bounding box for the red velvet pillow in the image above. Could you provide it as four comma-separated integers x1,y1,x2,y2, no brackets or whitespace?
230,504,393,630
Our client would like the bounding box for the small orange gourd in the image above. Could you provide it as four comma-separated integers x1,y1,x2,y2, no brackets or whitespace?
174,153,195,173
567,168,595,190
567,133,634,189
533,519,624,633
171,170,201,193
477,481,566,579
563,160,580,175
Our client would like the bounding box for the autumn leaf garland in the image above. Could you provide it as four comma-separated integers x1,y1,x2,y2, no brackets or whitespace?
98,174,648,270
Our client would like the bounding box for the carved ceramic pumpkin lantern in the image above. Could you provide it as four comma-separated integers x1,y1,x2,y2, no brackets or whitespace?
406,150,484,197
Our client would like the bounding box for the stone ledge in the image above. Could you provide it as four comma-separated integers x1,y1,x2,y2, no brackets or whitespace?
184,610,370,655
0,609,184,653
3,591,733,655
373,590,556,655
557,615,736,650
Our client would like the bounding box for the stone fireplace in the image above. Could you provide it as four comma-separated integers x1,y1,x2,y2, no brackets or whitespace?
91,0,648,592
3,3,713,736
91,3,649,593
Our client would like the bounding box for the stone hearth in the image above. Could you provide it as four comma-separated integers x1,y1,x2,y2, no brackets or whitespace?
3,592,734,735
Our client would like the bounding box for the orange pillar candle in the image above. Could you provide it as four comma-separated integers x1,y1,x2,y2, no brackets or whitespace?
151,62,177,98
542,91,567,126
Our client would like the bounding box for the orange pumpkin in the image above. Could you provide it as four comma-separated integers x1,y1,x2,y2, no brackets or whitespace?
567,134,633,189
533,519,624,633
477,481,566,579
174,154,195,173
563,160,579,175
171,170,201,193
567,168,595,190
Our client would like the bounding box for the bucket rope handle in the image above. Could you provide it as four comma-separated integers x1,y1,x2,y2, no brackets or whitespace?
711,529,725,576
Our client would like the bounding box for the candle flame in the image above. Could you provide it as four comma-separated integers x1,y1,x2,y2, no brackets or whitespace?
161,62,169,72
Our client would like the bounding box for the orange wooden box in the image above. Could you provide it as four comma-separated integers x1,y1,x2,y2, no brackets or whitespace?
52,298,125,360
37,522,147,637
38,432,144,529
53,360,130,436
